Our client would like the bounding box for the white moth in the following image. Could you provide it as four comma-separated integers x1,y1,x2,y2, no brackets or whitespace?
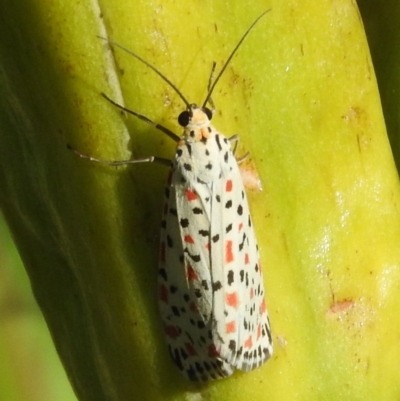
71,10,272,381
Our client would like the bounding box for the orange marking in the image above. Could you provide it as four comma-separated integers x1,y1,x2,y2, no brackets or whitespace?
244,253,249,264
186,265,198,281
184,235,195,244
238,222,243,231
200,127,212,139
244,336,253,349
328,299,354,314
226,179,233,192
225,240,233,263
260,299,266,314
226,292,239,308
190,302,199,312
225,321,236,334
185,189,197,201
249,287,254,299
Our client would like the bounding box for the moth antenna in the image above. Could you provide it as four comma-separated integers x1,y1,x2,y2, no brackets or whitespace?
202,9,271,108
98,37,191,109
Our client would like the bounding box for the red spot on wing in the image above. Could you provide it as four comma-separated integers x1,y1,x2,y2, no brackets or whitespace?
225,321,236,334
256,324,262,340
249,287,254,299
208,344,220,358
164,325,180,339
159,284,168,304
226,180,233,192
225,240,233,263
190,302,199,312
185,343,198,356
244,336,253,349
185,189,197,201
244,253,249,264
226,292,239,308
186,265,198,281
184,235,195,244
238,222,243,231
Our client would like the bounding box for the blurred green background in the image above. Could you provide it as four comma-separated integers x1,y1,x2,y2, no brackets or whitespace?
0,212,77,400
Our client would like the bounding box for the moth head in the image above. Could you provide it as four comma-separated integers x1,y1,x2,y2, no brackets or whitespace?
178,104,213,128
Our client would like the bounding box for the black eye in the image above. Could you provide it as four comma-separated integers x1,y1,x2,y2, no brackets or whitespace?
203,107,213,121
178,111,190,127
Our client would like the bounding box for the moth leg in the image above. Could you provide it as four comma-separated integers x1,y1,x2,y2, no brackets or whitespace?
228,135,249,163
